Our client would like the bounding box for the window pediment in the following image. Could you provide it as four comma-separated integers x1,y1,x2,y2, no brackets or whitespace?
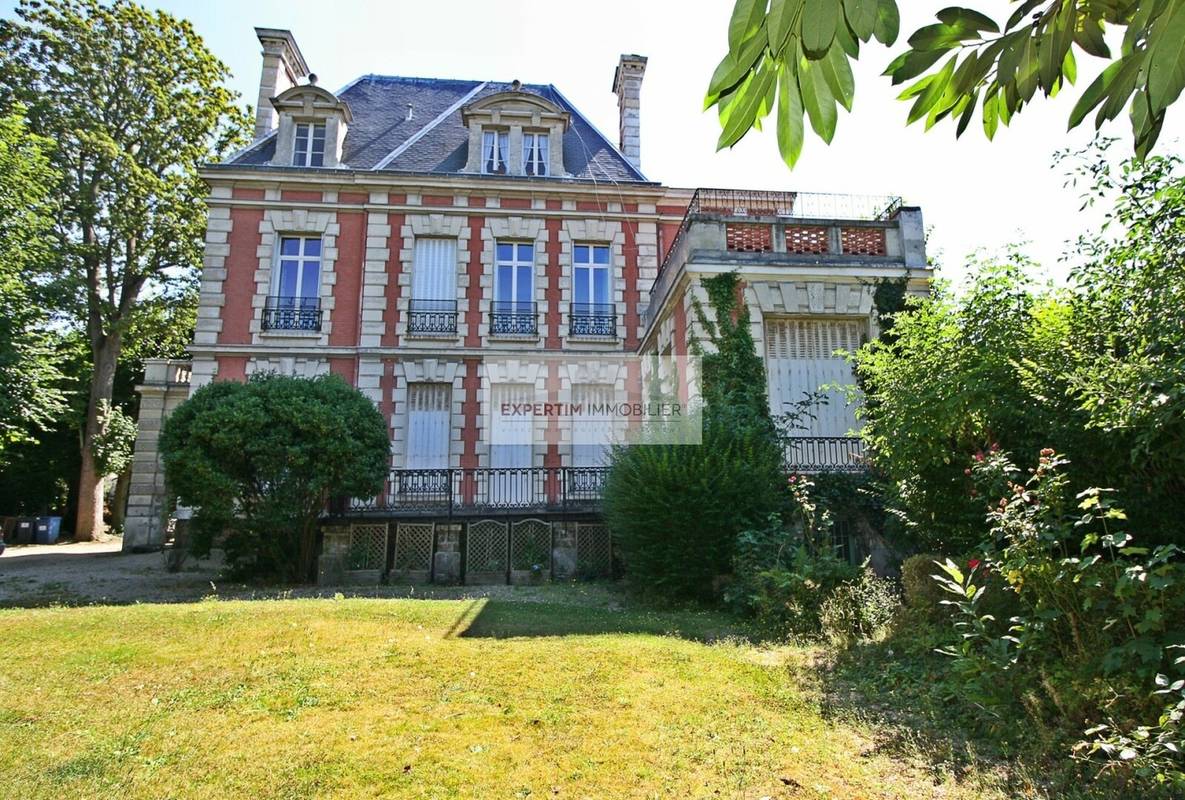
461,91,569,130
271,84,353,123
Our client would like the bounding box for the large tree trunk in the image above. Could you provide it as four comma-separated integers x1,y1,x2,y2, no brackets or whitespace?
74,337,121,541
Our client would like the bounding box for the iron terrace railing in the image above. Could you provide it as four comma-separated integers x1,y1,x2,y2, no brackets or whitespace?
339,467,609,516
261,295,323,332
408,298,458,335
569,302,616,337
785,436,867,474
490,300,538,336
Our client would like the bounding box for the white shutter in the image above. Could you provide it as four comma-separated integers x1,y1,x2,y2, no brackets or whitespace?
572,384,614,467
765,319,864,437
406,383,451,468
490,384,533,468
412,238,457,301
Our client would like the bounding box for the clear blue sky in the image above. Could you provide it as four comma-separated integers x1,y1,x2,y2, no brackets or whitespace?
6,0,1181,284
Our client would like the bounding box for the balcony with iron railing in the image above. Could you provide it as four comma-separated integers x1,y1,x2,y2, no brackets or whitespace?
647,188,924,328
569,303,616,338
408,299,458,336
338,466,609,517
784,436,867,474
261,296,323,332
490,300,538,337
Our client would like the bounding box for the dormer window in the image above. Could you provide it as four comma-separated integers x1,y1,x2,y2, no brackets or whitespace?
482,129,508,174
293,122,326,167
523,132,549,176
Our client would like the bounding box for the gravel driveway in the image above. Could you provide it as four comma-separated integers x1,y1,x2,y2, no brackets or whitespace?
0,538,628,608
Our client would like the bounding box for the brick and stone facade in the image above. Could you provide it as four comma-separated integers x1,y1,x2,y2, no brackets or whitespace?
124,27,929,580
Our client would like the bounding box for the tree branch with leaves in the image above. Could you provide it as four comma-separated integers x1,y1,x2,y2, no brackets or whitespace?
708,0,1185,168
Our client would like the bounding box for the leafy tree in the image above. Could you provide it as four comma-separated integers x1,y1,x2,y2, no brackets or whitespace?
0,109,66,461
855,148,1185,553
0,0,250,539
159,374,389,583
708,0,1185,168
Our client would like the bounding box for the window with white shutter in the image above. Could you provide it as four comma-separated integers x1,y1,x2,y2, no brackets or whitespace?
764,319,864,437
406,383,452,469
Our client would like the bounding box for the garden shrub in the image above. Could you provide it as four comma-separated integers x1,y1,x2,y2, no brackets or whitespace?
160,373,389,582
819,564,900,645
604,271,785,601
930,449,1185,792
900,553,949,621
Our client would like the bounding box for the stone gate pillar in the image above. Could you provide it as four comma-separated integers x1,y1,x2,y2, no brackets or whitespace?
122,359,192,552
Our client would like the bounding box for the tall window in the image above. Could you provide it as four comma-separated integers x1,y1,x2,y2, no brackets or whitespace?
276,236,321,301
293,122,326,167
482,129,508,174
571,384,613,467
412,238,457,301
406,384,452,469
495,242,534,309
523,132,549,176
409,238,458,334
573,244,610,308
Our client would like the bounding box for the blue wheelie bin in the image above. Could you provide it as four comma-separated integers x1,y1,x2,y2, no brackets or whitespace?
34,516,62,545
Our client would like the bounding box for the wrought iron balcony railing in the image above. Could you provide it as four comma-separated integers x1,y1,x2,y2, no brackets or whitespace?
569,303,616,337
785,436,867,474
490,300,538,337
261,295,322,332
339,466,609,516
408,298,458,335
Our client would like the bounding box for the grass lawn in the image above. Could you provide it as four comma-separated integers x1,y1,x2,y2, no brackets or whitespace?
0,590,1018,799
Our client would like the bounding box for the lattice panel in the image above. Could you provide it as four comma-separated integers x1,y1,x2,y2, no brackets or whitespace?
840,226,887,256
725,223,773,253
510,519,552,571
467,520,508,573
348,523,389,571
393,522,433,572
784,225,829,254
766,319,864,359
576,523,612,577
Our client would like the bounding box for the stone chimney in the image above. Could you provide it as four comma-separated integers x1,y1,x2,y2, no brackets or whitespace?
253,28,310,140
612,54,647,172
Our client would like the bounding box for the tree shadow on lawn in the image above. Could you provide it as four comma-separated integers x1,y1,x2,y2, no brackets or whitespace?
450,596,750,643
798,629,1119,799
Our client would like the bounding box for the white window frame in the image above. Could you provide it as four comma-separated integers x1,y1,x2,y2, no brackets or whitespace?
293,122,326,167
522,131,549,176
573,244,611,307
494,241,534,308
273,236,322,300
481,129,509,174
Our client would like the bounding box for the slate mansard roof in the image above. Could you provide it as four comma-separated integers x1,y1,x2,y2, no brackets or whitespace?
226,75,650,183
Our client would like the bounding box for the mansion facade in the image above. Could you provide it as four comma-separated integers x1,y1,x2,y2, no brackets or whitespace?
125,27,929,583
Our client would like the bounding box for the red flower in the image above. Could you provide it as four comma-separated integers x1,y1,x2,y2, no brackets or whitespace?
968,558,981,570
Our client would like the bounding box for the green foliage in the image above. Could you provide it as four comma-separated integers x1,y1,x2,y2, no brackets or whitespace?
0,0,251,534
0,108,66,460
933,449,1185,790
900,552,949,621
604,407,786,602
605,271,784,602
160,374,389,582
89,400,136,477
708,1,1184,167
857,151,1185,552
727,476,899,643
855,255,1056,553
